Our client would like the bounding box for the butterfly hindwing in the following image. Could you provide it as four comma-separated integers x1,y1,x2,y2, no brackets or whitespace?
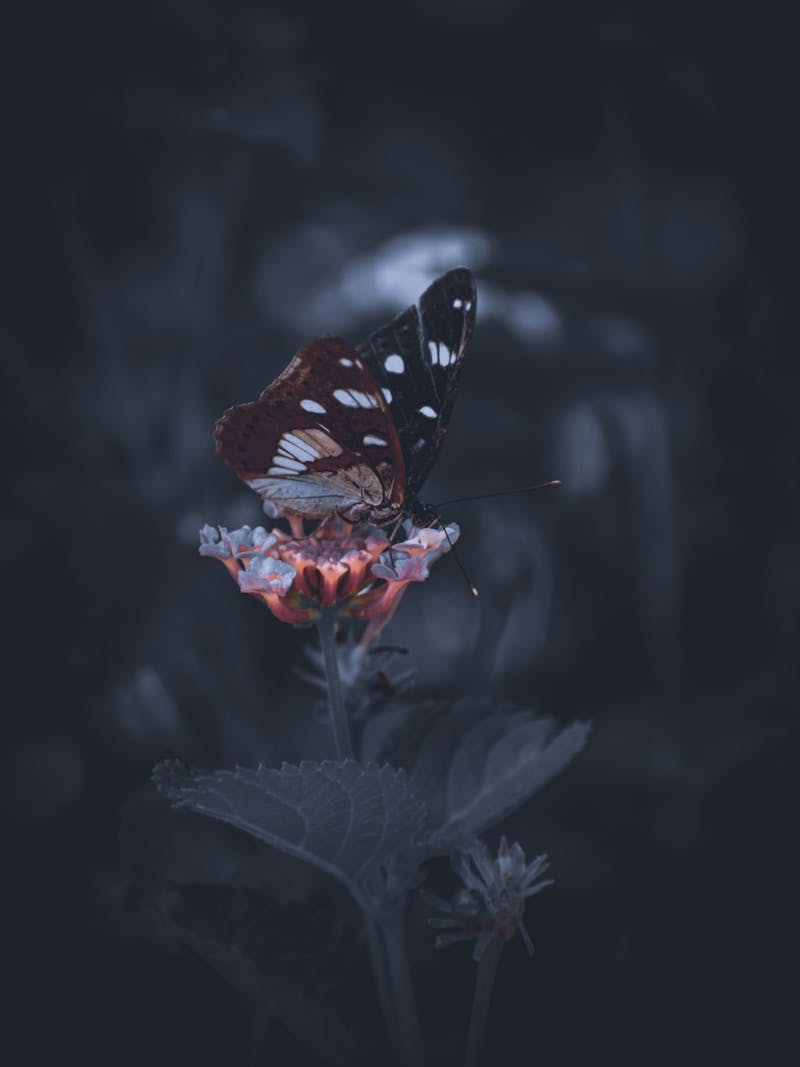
357,267,476,498
215,337,405,521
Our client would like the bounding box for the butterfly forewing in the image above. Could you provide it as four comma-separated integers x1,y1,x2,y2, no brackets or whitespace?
357,267,476,498
215,337,405,521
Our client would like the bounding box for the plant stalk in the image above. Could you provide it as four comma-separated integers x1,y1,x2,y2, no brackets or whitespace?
364,914,403,1057
382,905,423,1067
464,937,502,1067
316,611,353,759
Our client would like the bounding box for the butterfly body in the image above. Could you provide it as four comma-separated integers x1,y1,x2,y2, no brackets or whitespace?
215,268,476,528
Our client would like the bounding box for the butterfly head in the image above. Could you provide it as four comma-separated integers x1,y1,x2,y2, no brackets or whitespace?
403,497,441,530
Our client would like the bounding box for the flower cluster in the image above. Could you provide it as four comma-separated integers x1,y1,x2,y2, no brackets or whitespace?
200,518,458,645
428,837,553,961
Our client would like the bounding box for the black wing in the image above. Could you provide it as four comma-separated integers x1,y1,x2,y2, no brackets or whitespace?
357,267,476,498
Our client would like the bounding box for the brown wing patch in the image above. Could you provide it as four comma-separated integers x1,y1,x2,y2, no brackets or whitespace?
215,337,406,520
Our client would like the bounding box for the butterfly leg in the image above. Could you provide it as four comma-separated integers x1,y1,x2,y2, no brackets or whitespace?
387,513,406,544
288,515,305,539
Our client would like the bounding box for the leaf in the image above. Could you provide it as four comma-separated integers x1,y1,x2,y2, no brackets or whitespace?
154,759,427,900
376,699,590,851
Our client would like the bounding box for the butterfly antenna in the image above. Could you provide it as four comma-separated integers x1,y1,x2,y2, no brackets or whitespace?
440,519,479,598
434,479,561,508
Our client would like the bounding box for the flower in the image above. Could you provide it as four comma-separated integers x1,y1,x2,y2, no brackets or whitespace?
427,836,553,960
199,518,459,644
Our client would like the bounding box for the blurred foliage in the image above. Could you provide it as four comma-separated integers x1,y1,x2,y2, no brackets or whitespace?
2,0,797,1064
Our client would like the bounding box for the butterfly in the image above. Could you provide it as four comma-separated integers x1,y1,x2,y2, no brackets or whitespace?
215,267,476,528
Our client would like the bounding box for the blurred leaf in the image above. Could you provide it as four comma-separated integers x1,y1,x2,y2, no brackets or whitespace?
154,759,427,900
376,700,590,851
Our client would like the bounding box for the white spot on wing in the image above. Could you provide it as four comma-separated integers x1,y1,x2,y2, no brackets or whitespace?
385,354,405,374
339,357,354,367
428,340,454,366
282,432,308,451
453,298,463,308
363,434,388,447
382,387,392,404
300,398,326,414
281,433,319,461
334,388,379,409
419,405,437,418
268,456,307,473
275,455,304,471
303,428,343,456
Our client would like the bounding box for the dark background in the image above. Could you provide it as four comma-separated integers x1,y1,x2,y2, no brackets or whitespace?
2,1,798,1064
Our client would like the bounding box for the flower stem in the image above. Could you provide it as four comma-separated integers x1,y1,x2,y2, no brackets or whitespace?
364,914,403,1056
382,906,423,1067
315,611,354,760
464,937,503,1067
